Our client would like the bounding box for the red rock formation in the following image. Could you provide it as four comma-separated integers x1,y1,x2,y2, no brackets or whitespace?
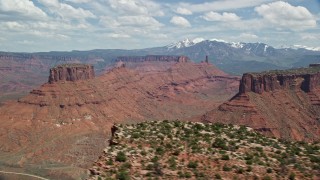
48,64,95,83
203,65,320,142
239,67,320,94
0,61,239,178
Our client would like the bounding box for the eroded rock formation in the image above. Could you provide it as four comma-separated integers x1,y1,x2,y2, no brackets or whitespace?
239,65,320,94
0,61,239,179
203,65,320,141
48,64,95,83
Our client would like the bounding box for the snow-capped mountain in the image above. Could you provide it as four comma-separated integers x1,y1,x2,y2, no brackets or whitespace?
161,38,320,74
166,38,205,49
167,38,320,53
167,38,277,57
167,38,277,56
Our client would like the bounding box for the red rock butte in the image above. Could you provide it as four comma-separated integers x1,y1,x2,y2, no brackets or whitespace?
203,64,320,141
48,64,95,83
239,64,320,94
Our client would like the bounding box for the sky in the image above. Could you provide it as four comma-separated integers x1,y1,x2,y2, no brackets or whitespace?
0,0,319,52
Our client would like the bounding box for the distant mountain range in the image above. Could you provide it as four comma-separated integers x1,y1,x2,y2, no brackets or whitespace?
158,38,320,74
1,38,319,75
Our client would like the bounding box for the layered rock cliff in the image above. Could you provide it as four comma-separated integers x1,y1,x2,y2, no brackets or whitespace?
239,65,320,94
48,64,95,83
203,64,320,141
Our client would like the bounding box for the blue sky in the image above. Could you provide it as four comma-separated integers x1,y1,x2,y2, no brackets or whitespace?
0,0,319,52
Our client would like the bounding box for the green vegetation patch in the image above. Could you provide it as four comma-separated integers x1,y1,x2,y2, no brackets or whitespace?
88,121,320,179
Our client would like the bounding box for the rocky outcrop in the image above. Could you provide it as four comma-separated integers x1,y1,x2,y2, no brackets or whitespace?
48,64,95,83
116,55,189,63
310,64,320,67
203,64,320,142
239,66,320,94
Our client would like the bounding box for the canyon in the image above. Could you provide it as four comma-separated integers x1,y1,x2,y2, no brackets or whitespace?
0,59,239,179
203,64,320,141
1,52,319,179
1,39,319,103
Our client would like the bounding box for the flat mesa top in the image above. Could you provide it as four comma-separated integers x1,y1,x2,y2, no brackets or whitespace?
52,63,93,68
249,65,320,76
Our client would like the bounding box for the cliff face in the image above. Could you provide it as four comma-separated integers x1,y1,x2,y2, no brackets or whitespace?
116,55,190,63
203,65,320,142
239,66,320,94
48,64,95,83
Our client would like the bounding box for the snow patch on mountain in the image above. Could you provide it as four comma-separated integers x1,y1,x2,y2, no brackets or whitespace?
293,45,320,51
167,38,204,49
209,38,228,43
230,42,245,49
167,38,320,52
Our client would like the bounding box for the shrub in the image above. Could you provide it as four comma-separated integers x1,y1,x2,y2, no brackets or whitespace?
120,162,132,170
152,156,159,162
212,138,227,150
215,173,222,179
172,150,180,156
185,172,192,178
140,150,147,156
131,132,140,139
116,170,130,180
221,154,230,160
154,162,163,176
187,161,198,169
115,151,127,162
262,175,271,180
167,156,177,170
194,172,205,177
289,172,296,180
106,159,113,165
236,167,244,174
266,168,272,173
309,155,320,163
223,164,232,171
156,147,165,155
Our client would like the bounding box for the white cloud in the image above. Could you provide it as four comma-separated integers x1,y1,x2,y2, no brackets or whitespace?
99,16,121,28
293,44,320,51
37,0,60,8
180,0,272,13
300,34,319,41
255,1,316,30
108,0,164,16
66,0,91,3
118,16,163,29
18,40,35,45
105,33,131,38
0,0,47,20
239,33,258,39
2,21,26,30
59,3,95,19
218,19,266,30
38,0,96,20
170,16,191,27
202,12,240,21
176,7,192,15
